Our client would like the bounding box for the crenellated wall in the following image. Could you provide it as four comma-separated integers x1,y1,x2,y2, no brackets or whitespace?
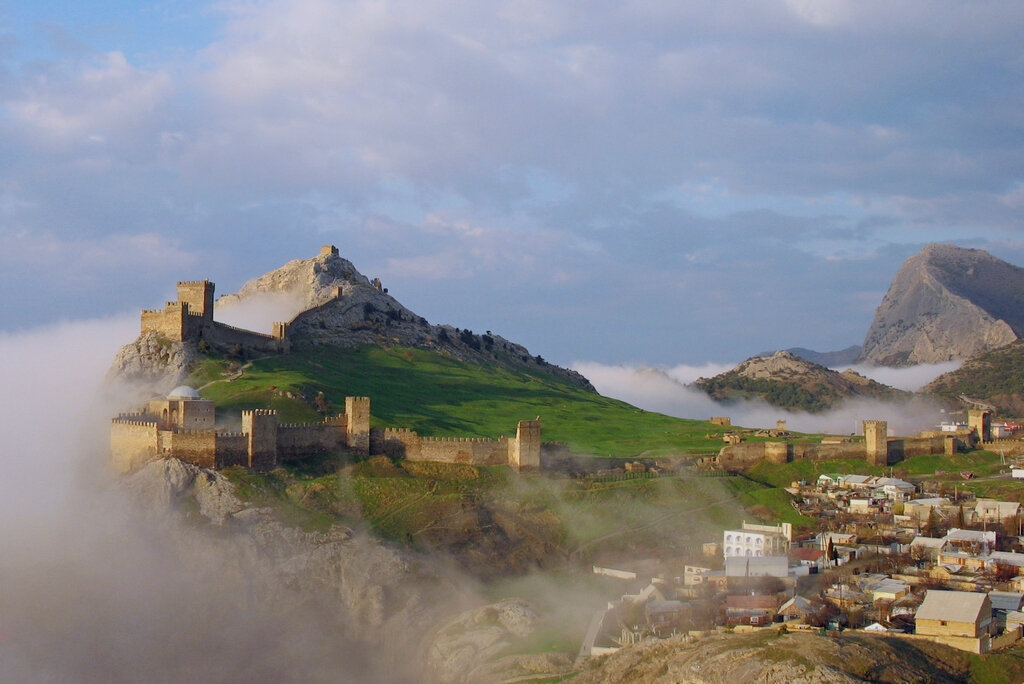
110,419,160,473
113,393,546,473
163,429,218,469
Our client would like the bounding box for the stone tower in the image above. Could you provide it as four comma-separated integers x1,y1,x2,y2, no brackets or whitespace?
863,420,888,466
177,280,215,321
968,409,992,444
242,409,278,470
509,418,541,471
345,397,371,456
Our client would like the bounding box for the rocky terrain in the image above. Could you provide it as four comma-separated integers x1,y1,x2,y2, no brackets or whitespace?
859,244,1024,366
695,351,905,412
573,629,978,683
109,247,593,392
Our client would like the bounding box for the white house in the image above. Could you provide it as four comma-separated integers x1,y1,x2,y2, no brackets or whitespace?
723,521,792,559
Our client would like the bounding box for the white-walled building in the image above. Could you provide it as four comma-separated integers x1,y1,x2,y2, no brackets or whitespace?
723,521,792,559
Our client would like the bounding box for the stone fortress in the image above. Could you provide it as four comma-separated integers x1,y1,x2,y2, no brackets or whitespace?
715,409,998,472
112,248,547,473
111,388,542,473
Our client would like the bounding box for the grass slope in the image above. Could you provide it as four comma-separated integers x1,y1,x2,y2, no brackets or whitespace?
189,345,735,457
925,339,1024,415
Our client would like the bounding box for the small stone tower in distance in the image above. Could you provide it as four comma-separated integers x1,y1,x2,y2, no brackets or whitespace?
242,409,278,470
345,397,371,456
863,420,888,466
969,409,992,444
509,418,541,471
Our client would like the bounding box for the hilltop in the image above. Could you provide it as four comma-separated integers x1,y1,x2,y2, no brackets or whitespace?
859,244,1024,366
695,351,905,412
924,339,1024,415
109,245,592,393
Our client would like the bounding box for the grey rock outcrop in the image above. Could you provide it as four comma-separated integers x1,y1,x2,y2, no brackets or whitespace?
106,331,196,393
121,458,476,681
425,598,573,684
859,244,1024,366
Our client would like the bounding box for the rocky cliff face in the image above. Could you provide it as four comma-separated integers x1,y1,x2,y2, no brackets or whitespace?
859,244,1024,366
695,351,904,412
106,331,197,393
119,458,476,682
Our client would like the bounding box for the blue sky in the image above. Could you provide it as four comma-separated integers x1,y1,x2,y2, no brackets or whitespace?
1,1,1023,367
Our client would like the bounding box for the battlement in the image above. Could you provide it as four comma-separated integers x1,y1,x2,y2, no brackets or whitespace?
421,436,499,444
242,409,278,417
177,280,210,286
111,418,159,428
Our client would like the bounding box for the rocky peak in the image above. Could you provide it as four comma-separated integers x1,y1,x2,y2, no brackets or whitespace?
858,244,1024,366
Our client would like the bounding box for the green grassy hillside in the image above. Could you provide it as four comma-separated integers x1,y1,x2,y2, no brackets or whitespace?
188,345,736,457
924,339,1024,415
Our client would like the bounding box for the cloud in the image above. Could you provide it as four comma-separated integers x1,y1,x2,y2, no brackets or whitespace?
214,291,307,333
3,1,1024,365
838,361,961,392
575,360,946,436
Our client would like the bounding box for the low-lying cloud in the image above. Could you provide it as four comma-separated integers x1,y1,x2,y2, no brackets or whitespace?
214,291,308,334
0,316,447,682
574,360,950,436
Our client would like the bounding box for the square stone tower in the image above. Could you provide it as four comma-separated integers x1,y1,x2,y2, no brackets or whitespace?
863,420,888,466
509,418,541,471
243,409,278,470
177,280,215,321
968,409,992,444
345,397,371,456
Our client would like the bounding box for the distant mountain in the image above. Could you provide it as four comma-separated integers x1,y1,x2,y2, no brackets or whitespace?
923,340,1024,415
859,244,1024,367
695,351,906,412
758,346,862,367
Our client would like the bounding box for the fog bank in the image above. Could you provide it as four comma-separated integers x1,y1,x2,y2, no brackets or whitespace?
574,360,948,436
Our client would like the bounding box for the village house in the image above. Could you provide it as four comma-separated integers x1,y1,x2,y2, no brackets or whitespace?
725,594,780,626
975,499,1022,523
914,590,994,653
777,595,813,623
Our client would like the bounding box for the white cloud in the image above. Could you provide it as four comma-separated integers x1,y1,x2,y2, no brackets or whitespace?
575,360,947,436
838,361,961,392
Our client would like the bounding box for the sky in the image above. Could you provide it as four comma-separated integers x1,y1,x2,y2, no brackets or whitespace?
2,1,1024,367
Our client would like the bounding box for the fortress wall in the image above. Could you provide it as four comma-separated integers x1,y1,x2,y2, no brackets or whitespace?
382,428,422,459
204,321,286,353
141,305,187,341
717,443,769,472
416,436,509,465
215,433,249,468
984,439,1024,456
110,420,159,473
791,442,867,462
888,435,945,461
165,430,218,469
276,423,345,459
